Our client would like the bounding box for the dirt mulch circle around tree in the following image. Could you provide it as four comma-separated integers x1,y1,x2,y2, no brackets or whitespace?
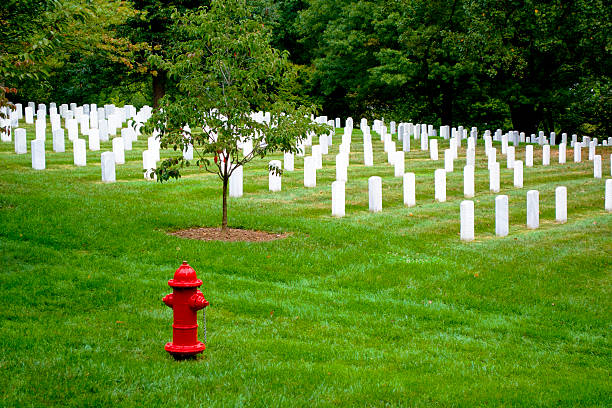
168,227,291,242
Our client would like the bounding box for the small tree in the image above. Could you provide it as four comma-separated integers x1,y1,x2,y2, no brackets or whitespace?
146,0,324,230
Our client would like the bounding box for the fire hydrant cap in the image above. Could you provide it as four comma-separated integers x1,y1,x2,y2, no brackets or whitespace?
168,261,203,288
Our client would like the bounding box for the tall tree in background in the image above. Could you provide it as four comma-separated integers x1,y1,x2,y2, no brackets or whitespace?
122,0,207,109
0,0,87,110
468,0,611,135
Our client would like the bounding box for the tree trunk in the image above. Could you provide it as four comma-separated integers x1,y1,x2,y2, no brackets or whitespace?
509,103,540,134
152,70,167,110
221,176,228,230
441,85,454,126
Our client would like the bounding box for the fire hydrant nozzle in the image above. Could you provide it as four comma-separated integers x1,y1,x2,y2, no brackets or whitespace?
162,293,173,307
190,290,209,310
163,262,208,359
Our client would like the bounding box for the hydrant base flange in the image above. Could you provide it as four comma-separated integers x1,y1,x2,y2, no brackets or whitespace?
165,341,205,357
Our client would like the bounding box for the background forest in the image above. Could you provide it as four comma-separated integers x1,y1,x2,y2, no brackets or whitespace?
2,0,610,136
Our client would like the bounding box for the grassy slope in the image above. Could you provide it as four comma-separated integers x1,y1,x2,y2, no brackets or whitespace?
0,122,610,407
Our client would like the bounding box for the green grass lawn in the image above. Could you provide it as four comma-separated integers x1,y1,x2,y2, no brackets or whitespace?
1,121,611,407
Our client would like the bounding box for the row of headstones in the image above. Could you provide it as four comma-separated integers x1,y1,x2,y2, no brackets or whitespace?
226,120,356,197
236,111,611,195
360,177,612,238
374,120,611,160
460,181,612,240
5,102,150,157
27,129,161,178
1,103,152,142
200,125,610,193
373,119,612,149
374,124,610,189
253,117,610,219
328,171,612,218
17,123,149,167
2,102,159,181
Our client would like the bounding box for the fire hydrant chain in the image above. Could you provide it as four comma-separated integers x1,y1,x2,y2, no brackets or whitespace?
203,308,207,345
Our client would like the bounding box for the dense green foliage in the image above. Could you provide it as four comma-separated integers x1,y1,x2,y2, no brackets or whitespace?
1,119,611,406
2,0,610,133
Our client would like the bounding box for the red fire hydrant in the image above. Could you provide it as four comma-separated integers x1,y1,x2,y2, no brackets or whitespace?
162,261,209,359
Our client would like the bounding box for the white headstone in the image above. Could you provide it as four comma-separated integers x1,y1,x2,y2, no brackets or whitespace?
402,128,411,152
25,107,34,124
99,120,109,142
434,169,446,202
147,136,161,162
52,129,65,152
143,150,157,180
464,165,474,198
394,151,404,177
88,129,100,151
183,142,193,160
120,129,132,151
31,139,45,170
558,143,566,164
450,138,458,159
542,145,550,166
331,181,345,217
229,165,243,197
588,141,596,161
403,172,416,207
501,134,508,155
67,118,78,141
312,145,322,169
80,115,90,135
460,200,474,241
526,190,539,229
304,156,316,187
363,143,373,166
368,176,382,212
506,146,515,169
269,160,281,191
15,128,27,154
444,149,453,172
605,179,612,212
50,114,61,132
514,160,523,188
387,141,396,164
101,151,116,182
336,154,348,182
594,155,602,179
284,152,295,171
466,147,475,167
35,119,46,140
525,145,533,167
73,138,87,166
574,143,582,162
420,132,428,151
430,139,438,160
555,186,567,223
495,195,509,237
112,137,125,164
319,135,328,155
490,162,500,193
487,147,497,169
